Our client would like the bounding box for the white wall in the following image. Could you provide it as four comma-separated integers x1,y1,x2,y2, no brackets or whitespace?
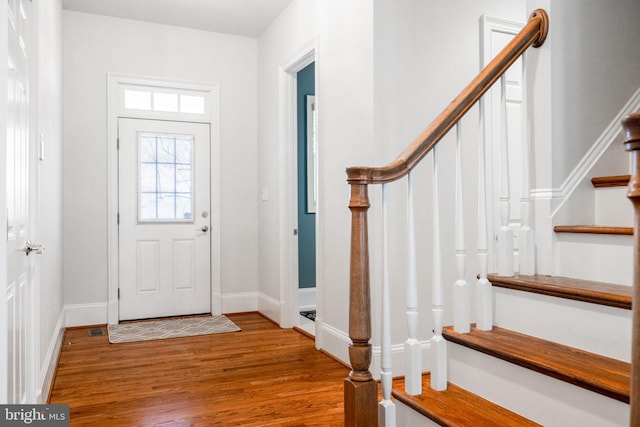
257,0,375,358
257,0,319,323
548,0,640,189
524,0,640,273
37,0,65,401
62,11,259,320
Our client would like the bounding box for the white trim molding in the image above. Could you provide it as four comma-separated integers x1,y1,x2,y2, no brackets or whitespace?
370,341,431,382
532,87,640,215
37,309,65,403
221,292,259,315
65,303,108,327
278,36,319,330
316,321,351,367
258,292,281,325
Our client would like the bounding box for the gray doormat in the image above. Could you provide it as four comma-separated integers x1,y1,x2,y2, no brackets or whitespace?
107,315,241,343
300,310,316,322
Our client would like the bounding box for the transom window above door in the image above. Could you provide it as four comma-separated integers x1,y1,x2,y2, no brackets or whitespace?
124,90,206,115
116,82,212,121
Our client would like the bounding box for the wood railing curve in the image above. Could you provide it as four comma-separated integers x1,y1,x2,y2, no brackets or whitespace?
344,9,549,427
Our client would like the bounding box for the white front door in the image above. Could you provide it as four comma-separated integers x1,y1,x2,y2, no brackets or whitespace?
7,0,35,404
118,118,211,320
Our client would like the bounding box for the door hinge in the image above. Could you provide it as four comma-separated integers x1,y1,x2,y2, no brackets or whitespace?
117,213,120,224
117,137,120,150
117,288,120,299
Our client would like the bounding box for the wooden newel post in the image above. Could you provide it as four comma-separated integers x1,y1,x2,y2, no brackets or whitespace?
345,168,378,427
623,112,640,427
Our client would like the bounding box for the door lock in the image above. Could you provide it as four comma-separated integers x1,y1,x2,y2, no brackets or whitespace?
24,240,45,256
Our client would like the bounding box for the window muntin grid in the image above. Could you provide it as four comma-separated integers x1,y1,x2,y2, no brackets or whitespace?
138,132,194,222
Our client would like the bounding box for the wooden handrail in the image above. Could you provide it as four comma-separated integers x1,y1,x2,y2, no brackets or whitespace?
344,9,549,427
346,9,548,185
622,112,640,427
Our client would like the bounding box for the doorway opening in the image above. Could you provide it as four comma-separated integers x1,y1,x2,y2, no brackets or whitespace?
280,39,320,343
107,74,220,325
296,62,316,336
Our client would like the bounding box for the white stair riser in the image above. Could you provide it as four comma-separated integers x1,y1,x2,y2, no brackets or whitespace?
554,234,632,285
494,287,631,362
595,187,633,225
448,342,629,427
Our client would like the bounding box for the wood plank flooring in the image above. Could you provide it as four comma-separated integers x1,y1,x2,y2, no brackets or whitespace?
48,313,348,426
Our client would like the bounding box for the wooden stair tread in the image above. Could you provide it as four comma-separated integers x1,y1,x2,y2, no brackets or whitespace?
553,225,633,235
393,373,541,426
443,325,630,403
591,175,630,187
488,274,632,309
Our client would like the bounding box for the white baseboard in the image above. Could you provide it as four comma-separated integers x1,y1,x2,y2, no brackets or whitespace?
37,310,65,403
67,294,260,328
257,292,281,325
298,287,316,311
221,292,258,314
65,303,108,327
316,321,351,367
370,341,431,381
315,319,432,380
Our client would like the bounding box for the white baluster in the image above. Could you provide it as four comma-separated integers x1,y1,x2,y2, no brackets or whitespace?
431,147,447,391
379,184,396,426
405,172,422,395
519,56,535,276
498,76,514,276
477,97,493,331
454,123,471,333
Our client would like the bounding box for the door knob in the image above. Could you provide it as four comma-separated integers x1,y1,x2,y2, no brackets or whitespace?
24,240,45,256
201,225,209,232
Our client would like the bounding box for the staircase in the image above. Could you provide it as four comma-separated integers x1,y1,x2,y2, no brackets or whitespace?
554,175,633,285
343,8,640,426
393,273,631,426
389,175,635,426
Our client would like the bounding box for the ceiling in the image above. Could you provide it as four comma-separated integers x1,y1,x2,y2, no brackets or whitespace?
61,0,294,38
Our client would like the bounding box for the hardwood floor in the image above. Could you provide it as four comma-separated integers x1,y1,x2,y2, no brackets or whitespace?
48,313,348,426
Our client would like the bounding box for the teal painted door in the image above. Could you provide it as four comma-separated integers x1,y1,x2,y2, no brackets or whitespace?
297,62,315,289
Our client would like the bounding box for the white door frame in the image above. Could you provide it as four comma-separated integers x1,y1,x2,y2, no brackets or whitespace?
279,38,322,342
0,1,9,403
106,73,221,325
481,16,525,273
